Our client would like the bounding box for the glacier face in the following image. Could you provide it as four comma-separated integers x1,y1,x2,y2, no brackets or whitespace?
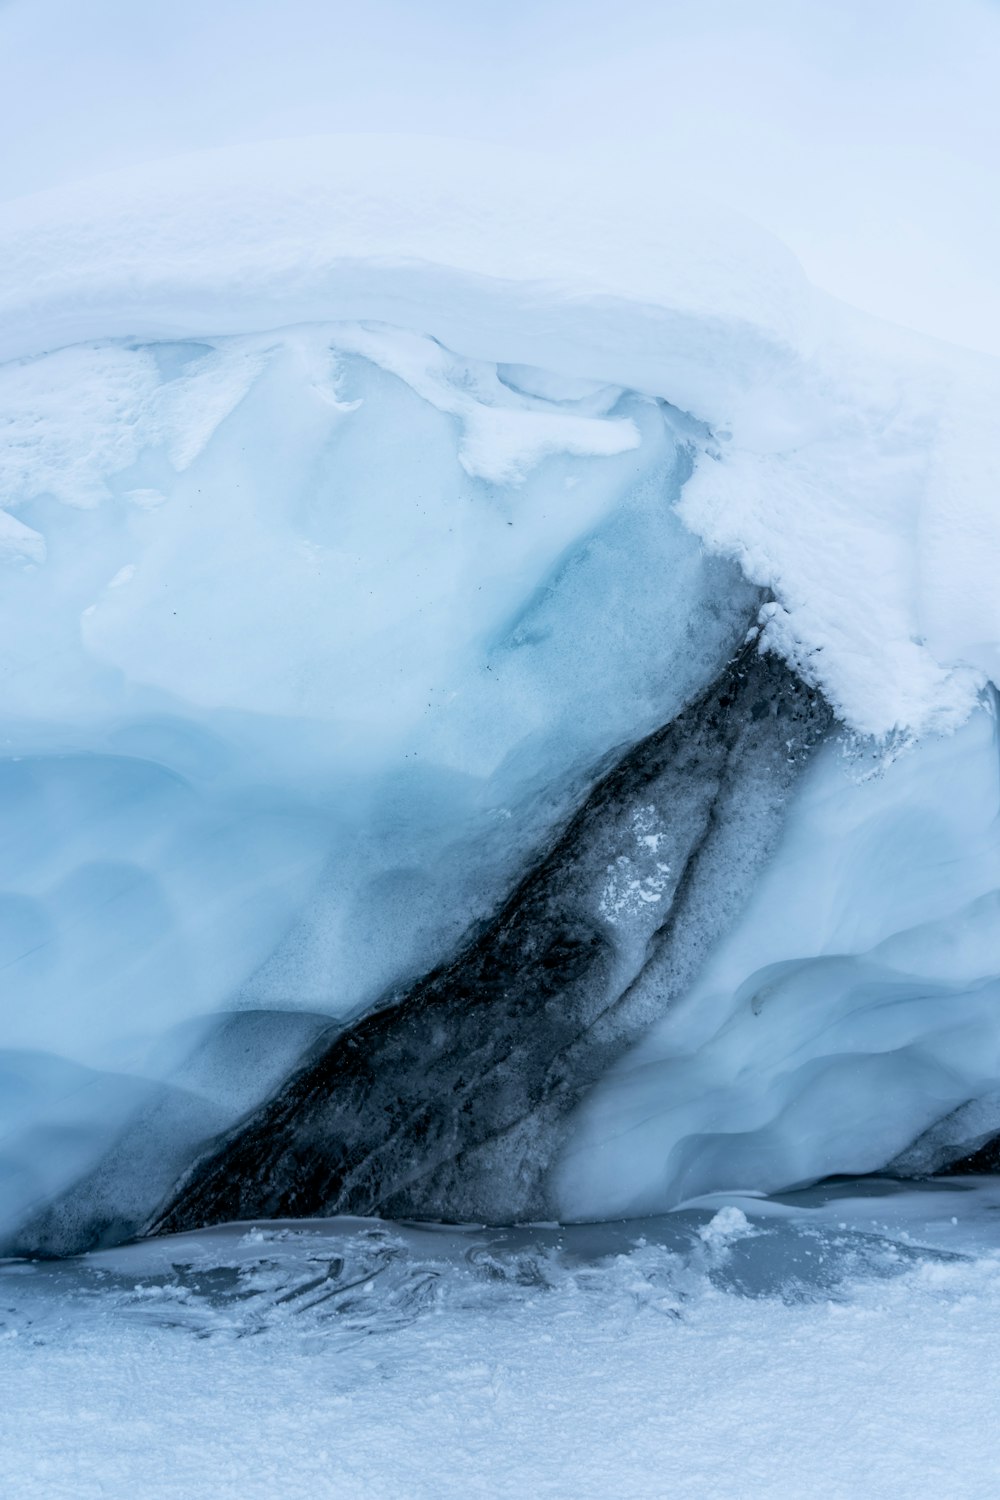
2,137,1000,1252
0,322,759,1249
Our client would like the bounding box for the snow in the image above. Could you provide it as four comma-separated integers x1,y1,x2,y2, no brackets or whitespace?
0,135,812,393
4,2,998,359
677,312,1000,738
3,1183,1000,1499
698,1205,752,1248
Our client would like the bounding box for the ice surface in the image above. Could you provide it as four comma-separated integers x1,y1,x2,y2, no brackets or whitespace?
146,648,829,1243
0,318,755,1245
3,1181,1000,1499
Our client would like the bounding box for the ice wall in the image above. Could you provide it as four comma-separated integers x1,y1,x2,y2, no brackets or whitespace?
0,321,755,1246
2,135,1000,1246
148,646,831,1240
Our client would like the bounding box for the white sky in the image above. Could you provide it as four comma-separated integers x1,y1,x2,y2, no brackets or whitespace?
2,0,999,356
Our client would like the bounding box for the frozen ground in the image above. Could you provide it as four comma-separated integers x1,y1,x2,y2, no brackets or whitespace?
3,1178,1000,1499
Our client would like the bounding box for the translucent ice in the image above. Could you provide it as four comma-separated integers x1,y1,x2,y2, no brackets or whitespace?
558,705,1000,1216
0,321,754,1243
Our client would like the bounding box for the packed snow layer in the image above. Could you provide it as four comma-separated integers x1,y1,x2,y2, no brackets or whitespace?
0,136,814,410
3,135,999,738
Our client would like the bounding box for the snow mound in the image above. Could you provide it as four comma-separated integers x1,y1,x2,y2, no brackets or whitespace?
0,135,812,408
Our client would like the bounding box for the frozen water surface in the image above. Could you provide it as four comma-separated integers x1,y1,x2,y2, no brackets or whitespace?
3,1180,1000,1498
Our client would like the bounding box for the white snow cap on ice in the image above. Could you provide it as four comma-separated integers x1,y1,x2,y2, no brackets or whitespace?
1,131,999,739
0,134,813,410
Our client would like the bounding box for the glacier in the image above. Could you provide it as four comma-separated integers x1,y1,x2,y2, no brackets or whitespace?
2,135,1000,1256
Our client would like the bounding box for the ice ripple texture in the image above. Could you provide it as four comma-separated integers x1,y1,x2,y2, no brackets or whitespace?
1,176,1000,1238
0,322,755,1244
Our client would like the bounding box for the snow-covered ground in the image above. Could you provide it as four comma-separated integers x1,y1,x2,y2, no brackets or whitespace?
3,1179,1000,1499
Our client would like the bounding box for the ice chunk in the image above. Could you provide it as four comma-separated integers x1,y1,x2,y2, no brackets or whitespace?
2,132,1000,1240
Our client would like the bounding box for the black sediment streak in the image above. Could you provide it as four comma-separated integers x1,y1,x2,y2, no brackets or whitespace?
150,640,833,1233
